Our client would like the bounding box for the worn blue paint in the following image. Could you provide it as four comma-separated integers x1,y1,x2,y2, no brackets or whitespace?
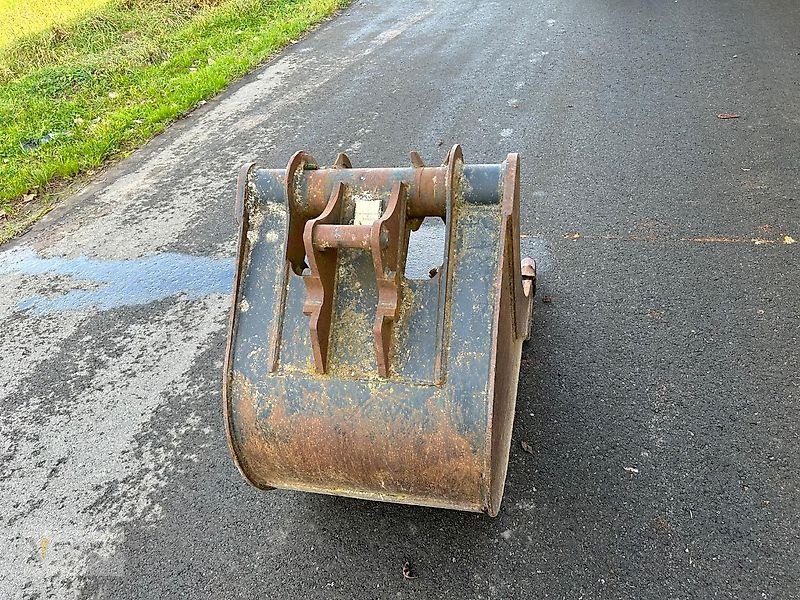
0,247,233,315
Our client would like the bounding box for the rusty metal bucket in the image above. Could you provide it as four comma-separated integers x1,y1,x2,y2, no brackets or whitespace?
223,146,535,515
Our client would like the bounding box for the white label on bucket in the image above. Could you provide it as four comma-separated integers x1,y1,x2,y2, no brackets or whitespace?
353,198,383,226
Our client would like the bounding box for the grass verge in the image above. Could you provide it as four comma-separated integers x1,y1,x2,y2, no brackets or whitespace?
0,0,347,243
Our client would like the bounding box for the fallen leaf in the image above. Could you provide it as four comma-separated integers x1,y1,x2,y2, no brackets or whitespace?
542,295,553,304
564,231,581,240
717,113,739,119
402,561,417,579
784,235,796,245
520,440,534,454
623,466,639,474
21,193,35,203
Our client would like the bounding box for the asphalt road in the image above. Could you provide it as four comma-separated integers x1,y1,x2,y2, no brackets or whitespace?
1,0,798,598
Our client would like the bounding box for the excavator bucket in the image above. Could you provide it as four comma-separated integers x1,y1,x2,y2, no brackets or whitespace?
223,146,536,515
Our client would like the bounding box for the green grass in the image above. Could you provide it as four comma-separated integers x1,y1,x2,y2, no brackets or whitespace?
0,0,347,241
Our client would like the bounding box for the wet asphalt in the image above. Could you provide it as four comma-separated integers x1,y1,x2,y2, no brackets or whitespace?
2,0,799,598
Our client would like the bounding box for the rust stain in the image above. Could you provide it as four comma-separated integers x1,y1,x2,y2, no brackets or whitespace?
230,373,482,506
